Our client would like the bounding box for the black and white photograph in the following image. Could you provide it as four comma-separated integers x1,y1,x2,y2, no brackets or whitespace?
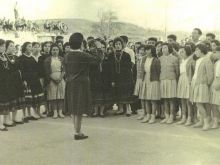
0,0,220,164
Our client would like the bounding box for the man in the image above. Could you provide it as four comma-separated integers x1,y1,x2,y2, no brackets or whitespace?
120,35,135,65
167,34,177,44
55,35,64,44
64,33,103,140
147,37,157,46
206,33,215,44
192,28,202,45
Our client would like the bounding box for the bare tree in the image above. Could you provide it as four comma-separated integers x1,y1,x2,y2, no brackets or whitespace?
92,9,119,39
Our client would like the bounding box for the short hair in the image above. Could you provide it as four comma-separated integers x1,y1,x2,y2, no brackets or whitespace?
211,40,220,46
206,33,215,39
167,34,177,41
108,40,113,44
120,35,128,44
113,37,125,49
171,42,180,52
88,39,96,48
137,44,146,52
32,42,40,47
148,37,158,43
56,35,64,41
0,39,5,46
194,28,202,35
180,46,192,57
21,42,32,54
156,41,163,47
196,43,208,54
100,40,107,48
69,33,84,50
87,36,94,41
185,42,196,52
49,43,60,56
135,42,141,45
41,41,51,52
162,43,173,54
63,42,70,49
5,40,14,51
145,45,157,57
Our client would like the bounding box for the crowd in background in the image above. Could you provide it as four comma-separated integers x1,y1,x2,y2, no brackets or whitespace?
0,17,68,34
1,28,220,133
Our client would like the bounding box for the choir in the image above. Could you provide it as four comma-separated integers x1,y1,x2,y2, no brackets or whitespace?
1,28,220,134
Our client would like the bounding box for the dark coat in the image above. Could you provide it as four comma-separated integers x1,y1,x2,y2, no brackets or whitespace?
64,50,103,115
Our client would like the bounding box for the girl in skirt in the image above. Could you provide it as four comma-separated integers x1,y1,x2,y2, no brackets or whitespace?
0,39,10,131
135,45,147,120
177,46,195,125
4,40,25,125
209,47,220,129
44,44,65,119
191,44,214,131
159,43,179,124
139,45,161,123
18,42,45,122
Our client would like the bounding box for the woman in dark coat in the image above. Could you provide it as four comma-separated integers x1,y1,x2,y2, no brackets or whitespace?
0,39,10,131
4,40,25,125
108,37,134,116
64,33,103,140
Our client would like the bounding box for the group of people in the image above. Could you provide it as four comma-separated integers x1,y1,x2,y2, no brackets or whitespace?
1,28,220,140
44,20,68,34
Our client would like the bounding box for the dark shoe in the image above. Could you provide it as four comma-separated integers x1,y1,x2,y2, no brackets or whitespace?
126,113,131,117
0,127,8,131
99,114,105,118
74,134,88,140
23,118,29,123
13,120,24,124
28,116,38,121
4,123,16,127
132,111,137,115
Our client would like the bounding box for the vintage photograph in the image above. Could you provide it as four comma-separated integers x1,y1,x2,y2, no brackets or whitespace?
0,0,220,165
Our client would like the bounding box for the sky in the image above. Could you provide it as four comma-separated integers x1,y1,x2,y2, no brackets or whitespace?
0,0,220,31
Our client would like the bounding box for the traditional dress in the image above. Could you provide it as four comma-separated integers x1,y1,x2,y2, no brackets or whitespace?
108,51,134,104
159,54,179,98
210,60,220,105
5,54,25,110
44,56,65,101
17,54,44,107
64,50,103,115
140,57,160,100
0,54,11,115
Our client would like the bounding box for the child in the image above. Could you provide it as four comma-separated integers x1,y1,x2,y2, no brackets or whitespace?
139,45,161,123
135,45,147,120
159,43,179,124
210,46,220,129
191,44,214,131
177,46,195,125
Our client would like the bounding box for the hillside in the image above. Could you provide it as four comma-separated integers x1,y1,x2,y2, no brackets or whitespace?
36,18,164,41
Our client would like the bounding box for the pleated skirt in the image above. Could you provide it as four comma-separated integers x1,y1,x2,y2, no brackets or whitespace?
210,80,220,106
190,80,210,103
134,79,143,96
177,73,190,99
160,79,177,98
47,79,65,101
139,74,160,100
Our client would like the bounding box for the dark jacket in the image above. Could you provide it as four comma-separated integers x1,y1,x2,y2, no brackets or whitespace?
141,56,161,81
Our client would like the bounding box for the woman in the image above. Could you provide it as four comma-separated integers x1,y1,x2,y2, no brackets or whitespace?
159,43,179,124
44,44,65,119
191,44,214,131
139,45,161,124
38,41,51,116
177,46,195,125
0,39,10,131
4,40,25,125
17,42,44,122
63,42,71,56
89,40,106,117
210,47,220,129
64,33,103,140
108,37,134,116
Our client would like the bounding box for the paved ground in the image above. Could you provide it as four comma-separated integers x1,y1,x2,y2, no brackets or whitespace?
1,112,220,165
